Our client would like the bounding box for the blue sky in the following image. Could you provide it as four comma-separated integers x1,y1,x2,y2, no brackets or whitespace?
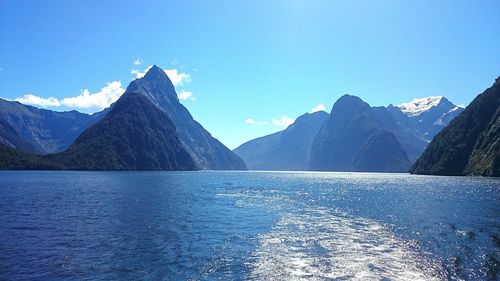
0,0,499,149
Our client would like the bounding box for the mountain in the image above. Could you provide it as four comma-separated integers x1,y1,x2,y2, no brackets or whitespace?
125,65,246,170
234,111,329,170
371,106,428,162
234,95,462,169
309,95,411,172
410,77,500,176
0,98,105,153
369,96,465,162
397,96,464,141
0,118,39,153
47,91,197,171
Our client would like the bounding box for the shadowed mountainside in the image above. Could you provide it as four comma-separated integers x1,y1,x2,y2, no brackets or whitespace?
0,98,105,153
47,91,197,171
310,95,411,172
411,77,500,176
126,65,246,170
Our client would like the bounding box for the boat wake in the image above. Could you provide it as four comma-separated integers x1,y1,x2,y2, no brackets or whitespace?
248,207,444,280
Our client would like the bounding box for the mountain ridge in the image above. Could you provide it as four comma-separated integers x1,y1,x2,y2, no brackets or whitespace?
234,111,329,170
410,77,500,176
0,98,106,153
47,91,197,171
126,65,247,170
309,95,411,172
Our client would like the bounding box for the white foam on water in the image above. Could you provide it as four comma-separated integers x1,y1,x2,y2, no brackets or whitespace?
248,207,444,281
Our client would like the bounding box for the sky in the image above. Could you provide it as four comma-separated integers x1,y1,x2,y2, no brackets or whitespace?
0,1,499,149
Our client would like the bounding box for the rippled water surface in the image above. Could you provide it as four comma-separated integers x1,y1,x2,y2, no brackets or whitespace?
0,171,498,280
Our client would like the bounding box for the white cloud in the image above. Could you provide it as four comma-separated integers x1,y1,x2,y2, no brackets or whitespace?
15,81,125,111
130,66,150,79
311,103,326,113
245,118,269,126
15,64,192,112
131,65,191,86
164,69,191,86
178,90,195,101
245,118,255,125
272,115,295,128
245,115,295,127
62,81,124,110
16,94,61,107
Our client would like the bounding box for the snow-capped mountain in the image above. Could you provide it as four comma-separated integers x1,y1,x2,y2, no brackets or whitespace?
399,96,450,117
398,96,464,118
394,96,464,141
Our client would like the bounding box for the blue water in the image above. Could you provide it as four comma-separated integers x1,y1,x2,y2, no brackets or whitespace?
0,171,498,280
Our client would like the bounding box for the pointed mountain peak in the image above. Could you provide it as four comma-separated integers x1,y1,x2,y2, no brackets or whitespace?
125,64,178,106
143,65,169,81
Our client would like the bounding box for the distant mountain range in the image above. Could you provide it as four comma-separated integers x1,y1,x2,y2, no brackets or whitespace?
395,96,464,142
411,77,500,176
1,64,495,175
0,98,105,153
235,111,329,170
0,65,246,171
310,95,411,172
234,94,464,172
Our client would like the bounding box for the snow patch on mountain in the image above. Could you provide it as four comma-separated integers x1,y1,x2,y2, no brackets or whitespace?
398,96,445,117
433,106,464,126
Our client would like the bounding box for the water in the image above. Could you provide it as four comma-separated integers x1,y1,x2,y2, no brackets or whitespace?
0,171,498,280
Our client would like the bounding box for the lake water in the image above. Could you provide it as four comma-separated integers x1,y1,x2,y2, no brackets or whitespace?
0,171,498,280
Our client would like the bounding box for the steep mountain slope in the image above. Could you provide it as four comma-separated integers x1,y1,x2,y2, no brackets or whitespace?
125,65,246,170
0,98,105,153
466,107,500,176
0,118,39,153
49,91,197,171
372,106,428,162
234,111,329,170
411,77,500,176
310,95,411,172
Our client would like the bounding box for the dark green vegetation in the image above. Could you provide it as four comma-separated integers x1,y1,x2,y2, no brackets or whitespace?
411,77,500,176
310,95,411,172
48,92,197,170
0,143,58,169
234,111,329,170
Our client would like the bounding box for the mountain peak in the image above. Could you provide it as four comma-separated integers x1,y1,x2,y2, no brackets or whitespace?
331,94,370,115
398,96,455,117
292,111,329,128
143,65,169,81
337,94,364,103
126,64,178,106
